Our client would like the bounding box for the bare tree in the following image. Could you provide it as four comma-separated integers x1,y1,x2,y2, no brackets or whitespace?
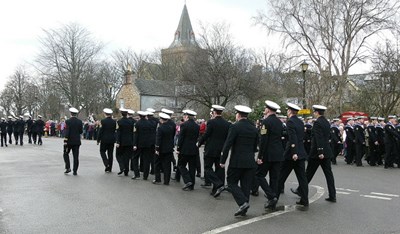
3,67,33,115
180,22,257,108
35,23,103,108
353,40,400,116
111,48,150,79
255,0,399,112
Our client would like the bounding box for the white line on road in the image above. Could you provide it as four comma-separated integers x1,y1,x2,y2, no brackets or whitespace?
370,192,399,198
203,185,325,234
336,191,351,195
336,188,359,192
360,195,392,200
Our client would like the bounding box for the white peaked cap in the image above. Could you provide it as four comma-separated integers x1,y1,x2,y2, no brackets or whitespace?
103,108,113,114
161,108,174,115
287,103,301,111
312,105,327,111
183,109,197,116
159,113,171,120
265,100,280,111
234,105,252,114
211,105,225,111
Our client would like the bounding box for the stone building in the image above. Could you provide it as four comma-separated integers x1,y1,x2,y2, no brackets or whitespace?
115,4,201,112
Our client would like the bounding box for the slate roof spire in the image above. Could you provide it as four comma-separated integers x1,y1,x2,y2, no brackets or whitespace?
169,4,198,48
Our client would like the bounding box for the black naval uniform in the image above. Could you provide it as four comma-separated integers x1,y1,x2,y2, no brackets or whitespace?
63,116,83,174
0,120,8,147
116,116,135,176
177,118,200,190
36,118,45,145
15,118,25,145
198,116,230,194
154,120,175,185
221,119,258,213
384,122,400,168
133,117,154,179
97,116,116,172
376,124,385,165
278,115,309,205
31,120,39,144
354,123,366,166
148,116,158,174
26,118,33,144
304,122,312,155
344,124,355,164
304,115,336,200
254,114,284,201
7,119,13,144
128,116,137,171
330,124,341,164
367,124,379,166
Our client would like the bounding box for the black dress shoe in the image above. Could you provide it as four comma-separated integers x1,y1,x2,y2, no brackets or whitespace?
64,169,71,174
118,171,124,175
296,200,309,206
290,188,300,196
234,202,250,216
325,197,336,203
196,173,201,177
201,183,211,187
73,171,77,176
213,186,225,198
182,182,193,190
131,176,140,180
152,180,161,184
250,191,259,196
265,198,278,210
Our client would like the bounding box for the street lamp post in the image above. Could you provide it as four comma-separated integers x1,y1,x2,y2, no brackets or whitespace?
300,60,309,110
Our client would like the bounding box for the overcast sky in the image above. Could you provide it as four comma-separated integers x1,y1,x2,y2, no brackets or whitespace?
0,0,369,91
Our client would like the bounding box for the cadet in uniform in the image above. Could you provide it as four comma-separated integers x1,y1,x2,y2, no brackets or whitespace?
384,115,400,168
127,109,137,172
376,117,385,165
63,108,83,176
146,108,158,175
116,108,134,176
354,117,366,167
36,115,45,145
197,105,231,197
277,103,309,209
220,105,258,216
154,113,175,185
304,117,313,155
292,105,336,203
7,117,13,145
160,108,177,172
26,116,33,144
344,118,355,164
330,118,342,165
133,111,154,180
177,110,199,191
0,117,8,147
367,117,379,166
97,108,116,173
254,101,284,205
15,116,25,146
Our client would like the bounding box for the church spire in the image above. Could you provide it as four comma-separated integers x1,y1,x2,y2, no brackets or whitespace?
169,4,198,48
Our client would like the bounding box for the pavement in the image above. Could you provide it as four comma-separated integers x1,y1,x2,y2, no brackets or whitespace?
1,137,400,234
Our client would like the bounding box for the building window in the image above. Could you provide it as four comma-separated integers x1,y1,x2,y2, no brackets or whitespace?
120,99,125,108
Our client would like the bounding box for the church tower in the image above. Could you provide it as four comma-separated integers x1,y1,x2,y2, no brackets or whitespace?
161,4,203,80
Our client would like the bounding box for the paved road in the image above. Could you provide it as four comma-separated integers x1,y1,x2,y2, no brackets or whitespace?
1,137,399,234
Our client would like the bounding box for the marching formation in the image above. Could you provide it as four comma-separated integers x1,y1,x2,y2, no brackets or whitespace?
60,101,343,217
0,115,45,147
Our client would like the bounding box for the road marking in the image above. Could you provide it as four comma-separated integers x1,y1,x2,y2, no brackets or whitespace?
336,191,351,195
336,188,359,192
203,185,324,234
360,195,392,200
370,192,399,198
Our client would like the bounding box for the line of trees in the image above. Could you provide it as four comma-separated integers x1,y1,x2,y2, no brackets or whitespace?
1,0,400,120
